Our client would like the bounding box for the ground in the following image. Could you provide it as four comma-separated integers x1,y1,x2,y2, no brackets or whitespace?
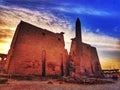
0,79,120,90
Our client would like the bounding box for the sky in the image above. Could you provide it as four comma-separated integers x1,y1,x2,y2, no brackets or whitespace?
0,0,120,70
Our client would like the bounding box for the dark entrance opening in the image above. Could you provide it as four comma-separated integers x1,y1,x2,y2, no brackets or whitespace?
42,50,46,76
60,54,64,76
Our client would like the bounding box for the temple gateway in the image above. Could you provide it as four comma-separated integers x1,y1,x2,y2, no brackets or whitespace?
4,18,103,77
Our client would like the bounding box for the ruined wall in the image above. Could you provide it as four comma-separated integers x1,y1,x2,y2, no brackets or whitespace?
5,21,68,76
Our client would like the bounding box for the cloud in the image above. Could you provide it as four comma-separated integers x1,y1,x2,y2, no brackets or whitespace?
0,5,120,70
54,7,111,16
0,5,120,55
0,5,73,53
113,26,120,32
0,29,14,38
0,0,4,4
82,30,120,52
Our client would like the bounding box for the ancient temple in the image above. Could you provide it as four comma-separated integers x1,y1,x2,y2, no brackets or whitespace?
4,21,68,76
69,18,103,77
4,18,103,77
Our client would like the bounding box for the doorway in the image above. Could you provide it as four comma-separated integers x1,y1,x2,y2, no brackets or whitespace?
42,50,46,76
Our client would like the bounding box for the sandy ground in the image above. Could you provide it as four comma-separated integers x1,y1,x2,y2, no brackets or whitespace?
0,79,120,90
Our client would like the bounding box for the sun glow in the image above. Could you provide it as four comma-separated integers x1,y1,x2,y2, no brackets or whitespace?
0,39,12,54
101,58,120,70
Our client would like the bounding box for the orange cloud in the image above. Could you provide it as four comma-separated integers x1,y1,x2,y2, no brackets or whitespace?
101,57,120,70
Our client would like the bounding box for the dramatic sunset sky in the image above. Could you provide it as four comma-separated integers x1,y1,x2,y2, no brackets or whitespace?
0,0,120,70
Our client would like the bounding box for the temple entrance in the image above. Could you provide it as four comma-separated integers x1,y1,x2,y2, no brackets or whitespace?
42,50,46,76
60,54,64,76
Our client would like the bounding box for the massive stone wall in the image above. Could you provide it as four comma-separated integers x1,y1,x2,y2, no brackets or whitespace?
5,21,68,76
69,18,103,77
70,40,103,77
